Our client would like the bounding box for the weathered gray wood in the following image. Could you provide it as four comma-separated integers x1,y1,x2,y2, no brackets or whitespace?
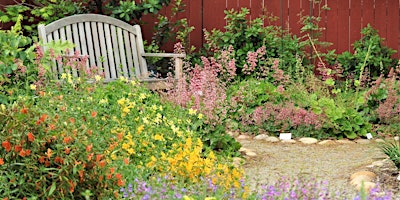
65,25,78,77
38,14,186,89
91,22,103,75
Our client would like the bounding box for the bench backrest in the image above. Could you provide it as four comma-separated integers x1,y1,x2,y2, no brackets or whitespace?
38,14,149,82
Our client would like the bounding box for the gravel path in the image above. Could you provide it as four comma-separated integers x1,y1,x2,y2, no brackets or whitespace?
239,139,391,196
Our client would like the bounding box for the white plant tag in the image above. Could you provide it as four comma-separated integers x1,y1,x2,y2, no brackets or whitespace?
397,174,400,181
366,133,373,140
279,133,292,140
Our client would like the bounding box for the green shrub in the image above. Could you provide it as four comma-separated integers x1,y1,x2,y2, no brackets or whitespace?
379,137,400,169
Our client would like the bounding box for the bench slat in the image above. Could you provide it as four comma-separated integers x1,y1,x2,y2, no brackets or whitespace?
117,28,129,77
129,33,141,78
97,23,110,80
84,22,96,70
91,22,103,75
78,22,89,70
123,30,135,78
104,23,116,80
110,25,122,78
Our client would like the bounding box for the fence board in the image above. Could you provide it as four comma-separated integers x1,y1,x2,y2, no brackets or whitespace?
265,0,281,26
188,0,203,48
203,0,227,31
288,0,302,36
350,0,362,49
386,0,400,57
325,0,338,51
374,0,388,42
337,0,350,52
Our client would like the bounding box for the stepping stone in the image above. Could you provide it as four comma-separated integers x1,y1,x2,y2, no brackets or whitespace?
281,139,296,143
350,171,376,181
355,182,376,192
318,140,335,145
237,135,251,140
232,157,244,167
374,138,385,143
246,151,257,157
336,139,354,144
299,137,318,144
265,136,280,143
355,139,371,144
239,147,249,153
254,134,268,140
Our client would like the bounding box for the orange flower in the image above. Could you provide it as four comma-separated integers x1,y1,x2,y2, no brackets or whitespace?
96,154,102,162
39,156,45,163
69,117,75,124
58,95,63,100
106,173,112,180
87,130,93,135
87,153,93,161
63,136,72,144
117,179,124,186
25,149,31,156
19,149,26,157
65,147,71,155
46,148,53,159
48,124,56,130
69,180,75,193
20,107,28,114
123,158,129,165
44,160,50,167
39,114,48,122
2,141,11,152
39,91,45,96
91,111,97,118
98,160,106,167
27,132,35,142
0,158,4,165
110,167,115,174
115,173,122,179
86,144,92,152
14,145,22,153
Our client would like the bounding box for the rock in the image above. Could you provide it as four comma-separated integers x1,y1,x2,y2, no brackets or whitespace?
371,160,385,167
232,157,244,167
227,131,239,137
350,171,377,182
265,136,280,143
374,138,385,143
281,139,296,143
254,134,268,140
239,147,248,153
355,181,376,192
355,139,371,144
336,139,354,144
299,137,318,144
237,135,251,140
318,140,335,145
246,151,257,157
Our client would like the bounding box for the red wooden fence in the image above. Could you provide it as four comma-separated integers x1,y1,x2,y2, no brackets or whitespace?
141,0,400,57
2,0,400,57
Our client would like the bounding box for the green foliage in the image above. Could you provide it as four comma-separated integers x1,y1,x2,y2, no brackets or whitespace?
379,138,400,169
107,0,171,23
334,24,398,79
0,18,36,104
204,8,303,79
0,0,84,37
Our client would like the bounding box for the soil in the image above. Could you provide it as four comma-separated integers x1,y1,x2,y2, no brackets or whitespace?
239,138,400,197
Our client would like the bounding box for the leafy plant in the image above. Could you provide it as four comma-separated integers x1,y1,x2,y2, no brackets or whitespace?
333,24,398,80
204,8,303,79
379,137,400,169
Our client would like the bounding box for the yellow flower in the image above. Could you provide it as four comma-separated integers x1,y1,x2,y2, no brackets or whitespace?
95,75,102,82
198,113,203,119
0,104,5,111
119,76,126,82
139,93,146,100
183,196,194,200
61,73,67,79
153,134,164,141
205,197,217,200
188,108,197,115
137,125,144,134
30,84,36,90
110,153,117,160
99,99,108,104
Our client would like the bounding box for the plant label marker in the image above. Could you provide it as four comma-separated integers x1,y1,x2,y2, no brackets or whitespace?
366,133,373,140
397,175,400,181
279,133,292,140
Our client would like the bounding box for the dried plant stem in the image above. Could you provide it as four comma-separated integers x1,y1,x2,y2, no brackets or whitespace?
307,33,325,68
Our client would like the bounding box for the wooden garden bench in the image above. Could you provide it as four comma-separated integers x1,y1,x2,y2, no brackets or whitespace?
38,14,185,89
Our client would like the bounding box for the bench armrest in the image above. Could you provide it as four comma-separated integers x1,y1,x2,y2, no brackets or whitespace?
141,53,185,79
